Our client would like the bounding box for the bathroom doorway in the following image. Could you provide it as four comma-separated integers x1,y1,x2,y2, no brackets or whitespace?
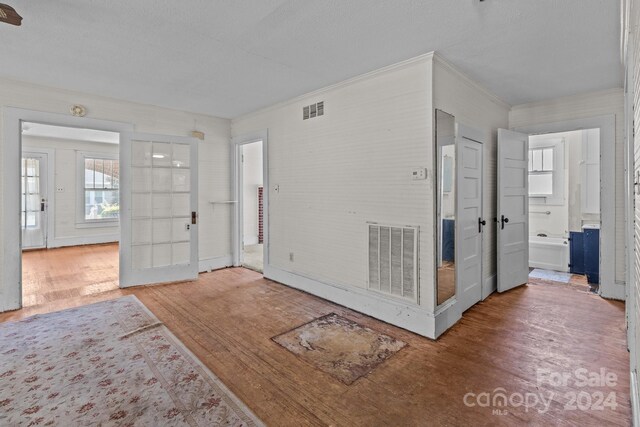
527,128,601,291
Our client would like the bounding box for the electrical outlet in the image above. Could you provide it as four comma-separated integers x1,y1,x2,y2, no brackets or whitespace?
56,187,64,193
289,252,294,262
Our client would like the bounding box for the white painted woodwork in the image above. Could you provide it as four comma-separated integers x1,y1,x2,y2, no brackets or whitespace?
20,153,48,249
432,55,510,299
120,132,199,287
497,129,529,292
509,89,625,286
456,137,483,311
0,81,231,312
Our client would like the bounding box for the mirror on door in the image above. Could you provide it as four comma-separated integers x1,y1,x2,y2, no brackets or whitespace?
436,109,456,305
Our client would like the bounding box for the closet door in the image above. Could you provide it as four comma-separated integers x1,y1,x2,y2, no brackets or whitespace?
457,137,483,312
120,132,199,287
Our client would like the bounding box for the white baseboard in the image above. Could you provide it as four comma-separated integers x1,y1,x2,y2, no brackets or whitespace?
434,298,461,338
48,234,119,248
482,274,497,300
600,281,626,301
264,265,437,338
632,370,640,427
199,255,233,273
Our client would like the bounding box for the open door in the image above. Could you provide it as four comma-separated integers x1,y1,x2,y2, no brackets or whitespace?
497,129,529,292
457,137,484,311
120,132,198,287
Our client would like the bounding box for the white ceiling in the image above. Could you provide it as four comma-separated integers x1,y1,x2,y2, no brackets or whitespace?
1,1,623,118
22,122,119,144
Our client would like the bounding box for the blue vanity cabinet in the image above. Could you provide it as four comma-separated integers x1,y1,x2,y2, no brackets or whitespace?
569,231,585,275
583,226,600,284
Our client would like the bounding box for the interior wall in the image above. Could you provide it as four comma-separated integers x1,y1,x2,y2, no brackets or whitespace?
432,55,511,296
242,141,263,246
628,0,640,415
509,89,625,283
22,135,119,247
0,78,232,310
232,56,436,311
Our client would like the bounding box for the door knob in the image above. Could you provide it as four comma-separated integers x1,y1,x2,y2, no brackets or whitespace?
478,218,486,233
501,215,509,230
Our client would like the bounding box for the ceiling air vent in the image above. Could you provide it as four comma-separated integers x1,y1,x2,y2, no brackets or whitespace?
303,101,324,120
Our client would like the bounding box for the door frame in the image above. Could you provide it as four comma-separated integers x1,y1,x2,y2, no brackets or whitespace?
21,148,55,249
513,115,617,299
2,107,133,312
231,130,269,269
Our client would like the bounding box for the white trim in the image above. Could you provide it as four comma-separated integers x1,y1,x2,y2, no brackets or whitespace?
2,107,133,312
198,255,233,273
48,234,119,249
433,297,461,338
22,147,55,249
264,265,437,338
513,115,616,299
231,130,269,270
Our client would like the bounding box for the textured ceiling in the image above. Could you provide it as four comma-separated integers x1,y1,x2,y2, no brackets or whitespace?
0,1,623,118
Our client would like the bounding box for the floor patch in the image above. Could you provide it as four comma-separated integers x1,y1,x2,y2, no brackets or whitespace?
272,313,406,385
529,268,572,283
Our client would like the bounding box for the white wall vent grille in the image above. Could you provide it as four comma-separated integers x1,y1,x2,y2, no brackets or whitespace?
367,223,418,302
303,101,324,120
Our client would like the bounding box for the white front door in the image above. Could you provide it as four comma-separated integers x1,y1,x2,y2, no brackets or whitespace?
497,129,529,292
457,138,484,311
120,132,199,287
21,153,48,249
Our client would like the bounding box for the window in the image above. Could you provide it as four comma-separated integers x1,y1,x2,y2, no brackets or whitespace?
527,137,564,205
528,147,554,195
82,155,119,222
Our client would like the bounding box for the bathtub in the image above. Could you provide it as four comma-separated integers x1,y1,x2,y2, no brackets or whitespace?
529,235,569,272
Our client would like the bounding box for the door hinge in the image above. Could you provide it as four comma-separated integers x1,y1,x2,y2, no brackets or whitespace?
191,211,197,225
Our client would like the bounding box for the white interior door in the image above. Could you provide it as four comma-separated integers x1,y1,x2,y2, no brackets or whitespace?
457,138,484,311
497,129,529,292
21,153,47,249
120,132,198,287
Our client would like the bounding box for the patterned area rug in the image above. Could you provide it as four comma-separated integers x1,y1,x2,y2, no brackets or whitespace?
272,313,406,385
0,296,263,426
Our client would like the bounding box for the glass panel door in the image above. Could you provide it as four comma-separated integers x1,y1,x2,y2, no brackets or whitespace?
21,153,47,249
120,133,198,287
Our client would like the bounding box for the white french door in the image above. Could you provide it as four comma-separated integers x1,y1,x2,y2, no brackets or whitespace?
120,133,199,287
457,138,484,311
21,152,48,250
497,129,529,292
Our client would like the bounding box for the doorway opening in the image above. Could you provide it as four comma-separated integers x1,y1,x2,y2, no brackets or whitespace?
526,128,601,292
239,140,264,272
20,122,120,306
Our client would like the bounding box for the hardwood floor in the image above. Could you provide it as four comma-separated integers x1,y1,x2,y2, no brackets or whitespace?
22,243,119,306
1,267,630,426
